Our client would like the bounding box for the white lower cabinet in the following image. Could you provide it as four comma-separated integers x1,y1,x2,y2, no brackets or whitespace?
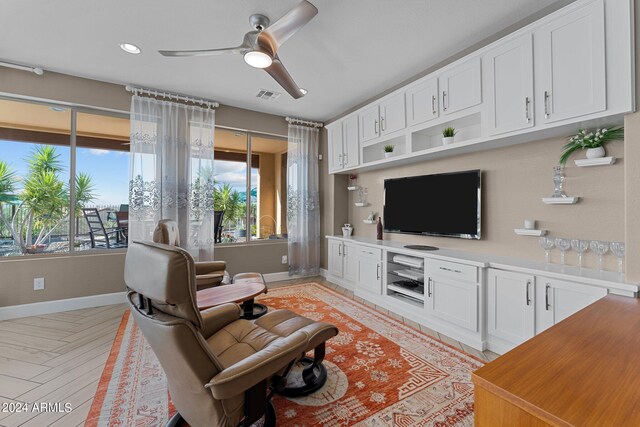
426,275,478,332
343,243,358,283
536,276,607,333
487,269,535,346
356,247,382,295
328,239,344,278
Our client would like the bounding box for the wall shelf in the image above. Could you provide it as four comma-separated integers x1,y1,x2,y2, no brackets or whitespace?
542,197,580,205
347,185,360,191
363,219,376,224
355,202,370,207
574,157,616,167
514,228,547,236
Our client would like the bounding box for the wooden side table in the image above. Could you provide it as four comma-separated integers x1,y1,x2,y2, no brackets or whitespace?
197,282,268,319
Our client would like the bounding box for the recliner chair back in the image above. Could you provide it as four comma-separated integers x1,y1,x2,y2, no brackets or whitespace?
125,241,240,427
152,219,181,246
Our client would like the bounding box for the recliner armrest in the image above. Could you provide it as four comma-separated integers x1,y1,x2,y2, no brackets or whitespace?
201,303,241,337
205,331,308,400
195,261,226,275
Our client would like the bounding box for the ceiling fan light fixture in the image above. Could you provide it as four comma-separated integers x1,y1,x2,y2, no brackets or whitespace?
120,43,141,54
244,50,272,68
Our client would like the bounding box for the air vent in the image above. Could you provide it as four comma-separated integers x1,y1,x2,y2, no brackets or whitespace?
256,89,281,101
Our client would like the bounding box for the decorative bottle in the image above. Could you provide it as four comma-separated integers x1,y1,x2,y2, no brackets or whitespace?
376,217,383,240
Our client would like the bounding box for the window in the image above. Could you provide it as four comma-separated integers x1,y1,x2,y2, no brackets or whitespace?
213,129,287,244
0,97,129,257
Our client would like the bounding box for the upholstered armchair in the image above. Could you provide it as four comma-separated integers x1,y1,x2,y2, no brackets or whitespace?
125,241,310,427
152,219,229,290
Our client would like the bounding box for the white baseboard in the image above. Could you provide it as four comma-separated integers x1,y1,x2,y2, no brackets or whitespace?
262,271,323,283
0,292,127,321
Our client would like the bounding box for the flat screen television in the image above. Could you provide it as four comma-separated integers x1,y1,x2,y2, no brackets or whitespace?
383,170,481,239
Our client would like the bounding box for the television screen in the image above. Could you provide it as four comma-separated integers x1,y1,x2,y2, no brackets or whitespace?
383,170,481,239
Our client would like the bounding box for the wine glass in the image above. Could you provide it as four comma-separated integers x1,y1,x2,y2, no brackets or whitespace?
610,242,625,274
539,237,555,264
571,239,589,268
590,240,609,271
555,238,571,266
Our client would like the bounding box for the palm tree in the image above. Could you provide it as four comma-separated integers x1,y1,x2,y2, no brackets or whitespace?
0,146,96,254
214,183,243,229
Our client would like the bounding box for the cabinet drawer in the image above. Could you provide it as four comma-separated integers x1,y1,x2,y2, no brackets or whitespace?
428,259,478,283
356,246,382,260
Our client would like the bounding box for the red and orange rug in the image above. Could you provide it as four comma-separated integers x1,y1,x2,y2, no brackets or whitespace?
86,283,483,426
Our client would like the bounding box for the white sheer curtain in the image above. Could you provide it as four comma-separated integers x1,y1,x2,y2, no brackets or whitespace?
287,124,320,276
128,95,216,260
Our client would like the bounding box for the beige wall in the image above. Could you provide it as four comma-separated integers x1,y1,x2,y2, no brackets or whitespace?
346,137,625,271
0,70,289,307
0,252,126,307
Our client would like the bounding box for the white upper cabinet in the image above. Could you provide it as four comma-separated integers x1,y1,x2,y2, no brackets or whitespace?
535,0,606,124
439,57,482,115
327,122,344,173
379,92,406,135
485,34,535,136
406,77,439,126
328,114,359,173
342,115,359,168
359,105,381,143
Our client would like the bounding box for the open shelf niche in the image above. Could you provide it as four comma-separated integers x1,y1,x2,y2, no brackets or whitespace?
361,135,407,164
411,112,482,153
385,251,425,308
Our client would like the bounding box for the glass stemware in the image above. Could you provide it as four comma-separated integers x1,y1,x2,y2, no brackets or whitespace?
539,237,555,264
610,242,625,274
590,240,610,271
555,238,571,265
571,239,589,268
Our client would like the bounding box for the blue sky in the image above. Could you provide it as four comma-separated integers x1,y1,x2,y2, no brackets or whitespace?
0,140,258,206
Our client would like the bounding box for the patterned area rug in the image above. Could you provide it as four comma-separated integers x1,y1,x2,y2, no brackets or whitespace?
85,283,483,426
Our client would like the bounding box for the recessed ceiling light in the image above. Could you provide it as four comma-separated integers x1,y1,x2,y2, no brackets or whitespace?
300,88,308,95
49,106,66,112
120,43,141,54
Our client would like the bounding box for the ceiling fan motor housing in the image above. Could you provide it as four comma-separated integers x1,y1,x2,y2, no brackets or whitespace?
249,14,270,31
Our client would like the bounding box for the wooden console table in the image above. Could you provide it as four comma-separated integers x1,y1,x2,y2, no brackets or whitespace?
472,295,640,426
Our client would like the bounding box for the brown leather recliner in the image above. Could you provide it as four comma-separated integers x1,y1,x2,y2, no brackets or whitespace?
125,241,312,427
152,219,229,290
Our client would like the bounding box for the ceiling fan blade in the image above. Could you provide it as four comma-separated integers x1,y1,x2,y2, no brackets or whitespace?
264,56,305,99
159,46,245,57
258,0,318,53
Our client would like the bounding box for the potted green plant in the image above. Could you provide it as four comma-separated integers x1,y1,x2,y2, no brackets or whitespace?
442,127,457,145
383,144,394,159
560,126,624,165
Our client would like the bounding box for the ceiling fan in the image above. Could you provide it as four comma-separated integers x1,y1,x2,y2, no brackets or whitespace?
159,0,318,99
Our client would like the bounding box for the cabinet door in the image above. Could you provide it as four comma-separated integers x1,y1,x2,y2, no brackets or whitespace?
426,276,478,332
359,105,380,143
327,122,344,172
486,34,534,136
537,277,607,333
439,57,482,115
328,240,344,278
380,92,406,135
406,77,439,126
487,269,535,345
343,243,358,283
536,0,606,123
357,257,382,294
342,115,359,169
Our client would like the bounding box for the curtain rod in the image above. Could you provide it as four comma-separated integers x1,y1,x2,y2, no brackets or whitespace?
286,117,323,128
125,85,219,109
0,60,44,75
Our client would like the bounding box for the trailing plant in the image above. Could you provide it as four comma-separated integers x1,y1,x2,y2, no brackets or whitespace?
383,144,394,153
560,126,624,165
442,127,457,138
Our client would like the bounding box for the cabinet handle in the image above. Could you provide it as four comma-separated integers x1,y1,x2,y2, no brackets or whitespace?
380,116,386,132
432,95,437,115
439,266,462,274
545,283,551,310
374,119,379,134
526,280,531,306
442,91,448,111
338,244,342,256
376,263,381,280
338,153,343,167
427,278,433,297
525,97,531,123
343,152,348,165
544,91,550,119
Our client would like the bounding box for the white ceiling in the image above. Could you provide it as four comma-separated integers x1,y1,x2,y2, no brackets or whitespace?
1,0,565,121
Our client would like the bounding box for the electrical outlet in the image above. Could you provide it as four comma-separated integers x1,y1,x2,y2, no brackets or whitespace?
281,255,288,264
34,277,45,291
